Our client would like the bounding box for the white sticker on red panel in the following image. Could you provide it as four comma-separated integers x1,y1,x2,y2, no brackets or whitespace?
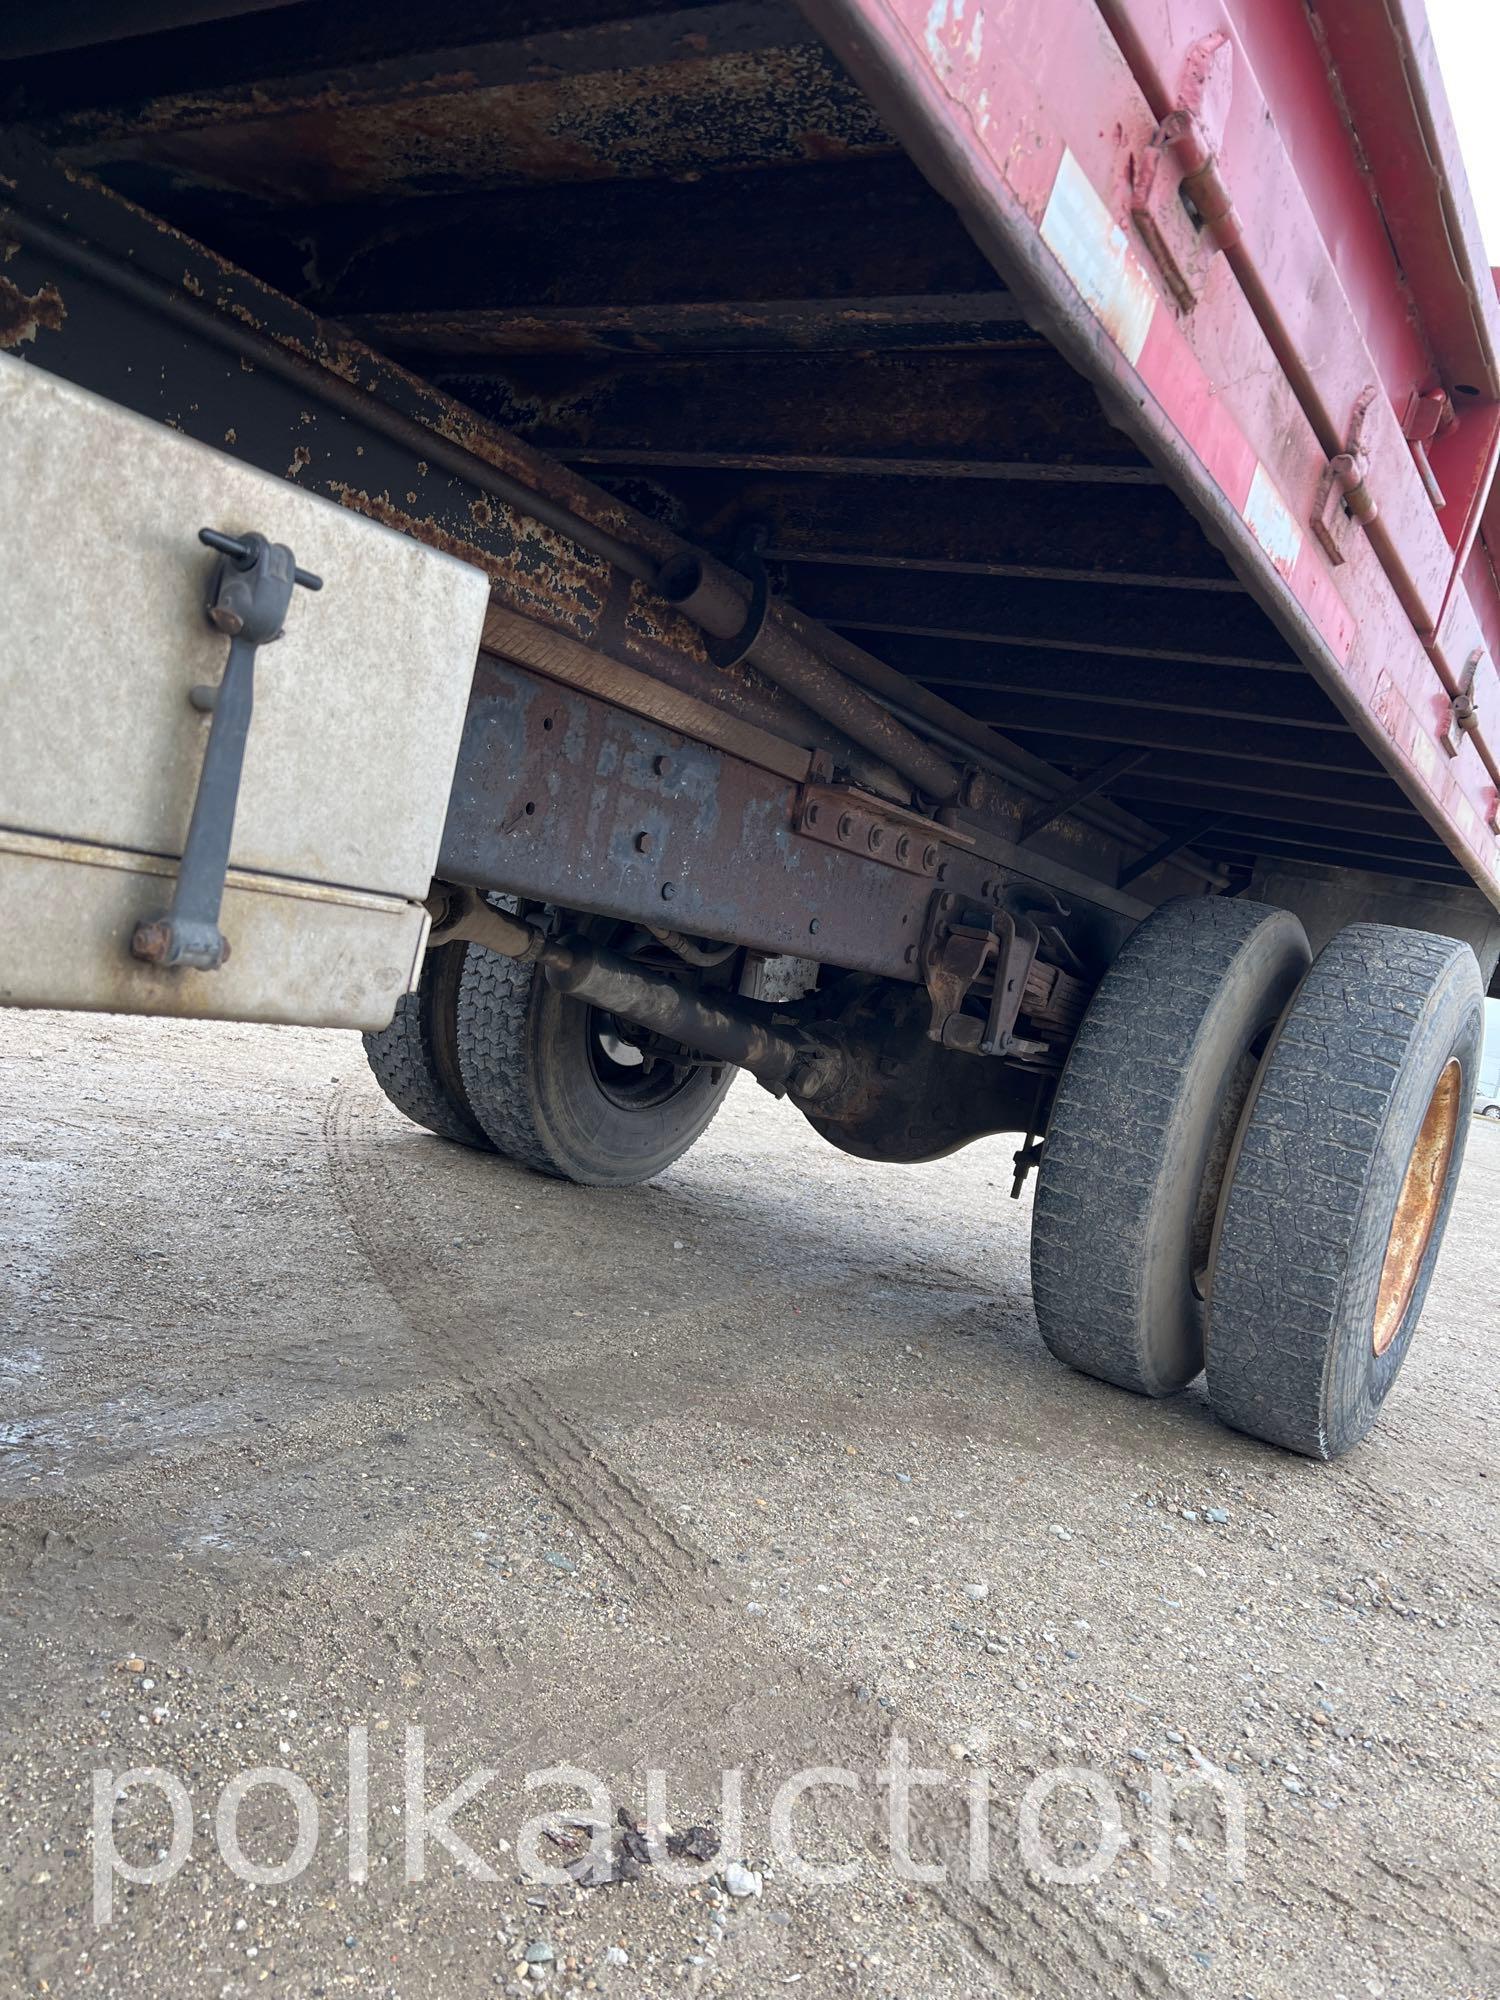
1243,463,1303,573
1039,148,1156,367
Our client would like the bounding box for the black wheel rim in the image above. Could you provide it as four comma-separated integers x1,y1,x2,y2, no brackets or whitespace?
582,925,718,1113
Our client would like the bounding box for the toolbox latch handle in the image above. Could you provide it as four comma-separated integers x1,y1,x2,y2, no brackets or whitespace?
130,528,321,973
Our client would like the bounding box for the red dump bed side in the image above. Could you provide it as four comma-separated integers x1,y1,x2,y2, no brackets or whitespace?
811,0,1500,911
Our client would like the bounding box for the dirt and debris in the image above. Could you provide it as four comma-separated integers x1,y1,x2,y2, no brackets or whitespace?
668,1824,721,1863
0,1009,1496,1998
537,1807,725,1890
551,1806,657,1889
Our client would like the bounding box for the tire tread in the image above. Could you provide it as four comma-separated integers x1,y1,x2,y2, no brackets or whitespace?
362,944,492,1149
1032,896,1309,1395
1207,924,1481,1457
453,945,559,1176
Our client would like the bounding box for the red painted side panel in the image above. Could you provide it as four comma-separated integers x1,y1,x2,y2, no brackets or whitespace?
810,0,1500,911
1224,0,1433,411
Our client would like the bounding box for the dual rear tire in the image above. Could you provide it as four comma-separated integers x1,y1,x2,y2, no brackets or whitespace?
1031,897,1308,1398
363,911,741,1186
1031,899,1482,1458
1205,925,1479,1457
369,893,1479,1455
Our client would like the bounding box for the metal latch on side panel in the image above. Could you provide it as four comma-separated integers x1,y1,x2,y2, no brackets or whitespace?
1130,32,1240,313
1311,387,1380,564
1440,647,1485,759
131,528,321,973
1401,384,1456,512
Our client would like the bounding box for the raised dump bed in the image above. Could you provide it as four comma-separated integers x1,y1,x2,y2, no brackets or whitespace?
1,0,1497,1456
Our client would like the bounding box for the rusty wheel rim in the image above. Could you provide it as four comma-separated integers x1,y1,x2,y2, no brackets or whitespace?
1372,1058,1462,1356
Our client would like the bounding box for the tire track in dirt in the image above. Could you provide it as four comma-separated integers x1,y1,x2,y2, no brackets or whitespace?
1252,1825,1500,1983
323,1079,1184,2000
324,1083,717,1609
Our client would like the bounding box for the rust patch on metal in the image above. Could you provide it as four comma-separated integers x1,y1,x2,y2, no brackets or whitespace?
246,313,367,385
345,296,1033,360
480,605,810,784
1373,1057,1462,1355
619,576,713,661
425,397,669,555
60,46,889,203
0,274,65,348
323,479,606,640
439,345,1140,470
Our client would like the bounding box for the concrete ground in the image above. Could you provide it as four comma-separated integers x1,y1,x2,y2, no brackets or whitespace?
0,1009,1495,1999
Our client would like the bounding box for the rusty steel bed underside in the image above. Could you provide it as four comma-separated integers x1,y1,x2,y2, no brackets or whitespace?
0,0,1488,910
